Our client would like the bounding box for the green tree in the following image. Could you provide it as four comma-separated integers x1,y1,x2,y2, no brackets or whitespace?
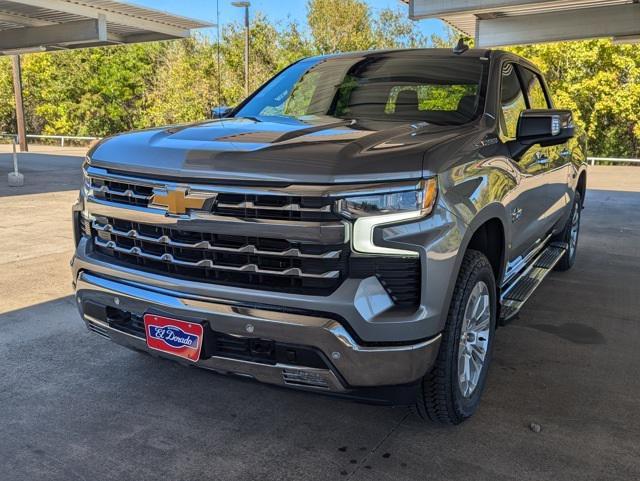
509,40,640,157
140,38,220,127
307,0,375,53
15,43,162,137
0,57,19,134
372,8,427,49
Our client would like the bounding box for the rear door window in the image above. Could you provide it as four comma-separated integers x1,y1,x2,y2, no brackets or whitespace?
518,67,550,110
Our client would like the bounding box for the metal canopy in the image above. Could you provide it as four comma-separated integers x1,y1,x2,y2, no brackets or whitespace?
405,0,640,47
0,0,213,54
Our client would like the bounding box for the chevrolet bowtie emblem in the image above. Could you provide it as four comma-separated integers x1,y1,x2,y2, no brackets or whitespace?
151,187,214,215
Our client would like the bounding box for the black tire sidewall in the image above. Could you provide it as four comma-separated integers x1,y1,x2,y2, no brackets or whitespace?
450,260,497,419
567,192,581,264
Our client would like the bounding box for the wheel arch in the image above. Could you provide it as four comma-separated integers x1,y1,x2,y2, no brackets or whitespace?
466,218,506,286
437,205,509,334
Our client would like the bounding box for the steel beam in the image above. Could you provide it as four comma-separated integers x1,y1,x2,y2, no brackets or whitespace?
0,17,107,50
476,3,640,46
409,0,562,19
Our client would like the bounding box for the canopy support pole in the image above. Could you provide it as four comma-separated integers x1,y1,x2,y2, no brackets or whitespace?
11,54,28,152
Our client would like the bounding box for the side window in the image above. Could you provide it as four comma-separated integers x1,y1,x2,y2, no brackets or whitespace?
500,63,527,140
519,67,550,110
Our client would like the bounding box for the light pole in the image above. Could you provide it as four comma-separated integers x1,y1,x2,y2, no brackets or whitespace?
232,1,250,97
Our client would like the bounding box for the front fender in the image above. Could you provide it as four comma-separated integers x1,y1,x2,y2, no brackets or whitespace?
434,158,516,332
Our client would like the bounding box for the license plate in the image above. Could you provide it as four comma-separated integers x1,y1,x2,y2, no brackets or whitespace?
143,314,203,362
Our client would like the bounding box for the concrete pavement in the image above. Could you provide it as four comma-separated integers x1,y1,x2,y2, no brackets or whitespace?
1,153,639,481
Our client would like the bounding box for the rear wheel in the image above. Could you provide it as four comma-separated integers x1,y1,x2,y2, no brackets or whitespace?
414,250,497,424
554,190,582,271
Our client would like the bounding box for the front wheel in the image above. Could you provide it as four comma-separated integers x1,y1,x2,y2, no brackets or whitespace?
414,250,497,425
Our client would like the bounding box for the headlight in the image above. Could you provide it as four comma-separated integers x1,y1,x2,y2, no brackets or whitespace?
79,165,94,233
340,178,437,218
341,178,437,256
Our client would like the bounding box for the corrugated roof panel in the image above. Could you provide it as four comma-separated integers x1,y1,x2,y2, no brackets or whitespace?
74,0,210,30
407,0,635,36
0,0,211,53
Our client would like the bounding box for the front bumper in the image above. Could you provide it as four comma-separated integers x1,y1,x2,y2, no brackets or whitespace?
74,271,441,397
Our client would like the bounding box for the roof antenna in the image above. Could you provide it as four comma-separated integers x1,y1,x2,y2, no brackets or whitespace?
453,37,470,55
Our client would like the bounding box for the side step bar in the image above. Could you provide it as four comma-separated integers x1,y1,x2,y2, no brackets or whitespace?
499,242,567,324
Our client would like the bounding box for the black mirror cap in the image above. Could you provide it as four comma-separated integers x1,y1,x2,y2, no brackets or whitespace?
211,106,233,119
516,109,575,146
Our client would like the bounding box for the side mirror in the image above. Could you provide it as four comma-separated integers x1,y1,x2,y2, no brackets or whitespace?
517,109,574,145
211,106,233,119
508,109,575,158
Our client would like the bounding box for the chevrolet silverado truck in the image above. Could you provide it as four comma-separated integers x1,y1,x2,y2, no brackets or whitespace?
71,48,587,424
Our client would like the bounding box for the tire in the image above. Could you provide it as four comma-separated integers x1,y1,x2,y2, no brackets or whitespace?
554,190,582,272
414,250,497,425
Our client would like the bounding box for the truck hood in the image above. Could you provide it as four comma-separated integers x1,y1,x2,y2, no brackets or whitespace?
89,116,472,184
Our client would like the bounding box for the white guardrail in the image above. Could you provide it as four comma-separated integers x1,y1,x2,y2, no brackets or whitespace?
588,157,640,166
26,134,98,147
1,133,98,147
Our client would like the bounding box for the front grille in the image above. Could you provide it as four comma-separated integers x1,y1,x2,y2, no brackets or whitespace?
90,178,153,207
91,217,420,305
88,173,340,221
215,193,339,221
86,171,421,306
92,217,348,295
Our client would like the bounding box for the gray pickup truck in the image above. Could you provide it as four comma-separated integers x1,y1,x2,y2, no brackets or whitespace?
71,47,586,424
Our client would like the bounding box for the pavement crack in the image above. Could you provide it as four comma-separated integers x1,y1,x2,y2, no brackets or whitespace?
345,411,410,479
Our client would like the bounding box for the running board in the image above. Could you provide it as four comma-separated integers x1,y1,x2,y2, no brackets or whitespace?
499,242,567,324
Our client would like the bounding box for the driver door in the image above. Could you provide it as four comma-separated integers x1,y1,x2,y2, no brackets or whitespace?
499,62,554,261
518,66,571,229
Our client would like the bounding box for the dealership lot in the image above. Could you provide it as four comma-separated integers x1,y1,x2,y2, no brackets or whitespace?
1,152,639,481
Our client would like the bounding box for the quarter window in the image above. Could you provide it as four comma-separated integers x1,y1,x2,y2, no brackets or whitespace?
499,63,527,140
519,67,550,110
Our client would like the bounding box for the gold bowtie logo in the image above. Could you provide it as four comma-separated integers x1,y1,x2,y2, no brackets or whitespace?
151,187,213,215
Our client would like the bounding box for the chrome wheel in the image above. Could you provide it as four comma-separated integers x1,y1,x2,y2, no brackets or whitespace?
458,281,491,398
569,202,580,256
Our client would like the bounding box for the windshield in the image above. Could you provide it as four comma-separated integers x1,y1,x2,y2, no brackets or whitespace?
236,53,486,125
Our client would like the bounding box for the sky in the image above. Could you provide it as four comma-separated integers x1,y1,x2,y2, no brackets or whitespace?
128,0,446,39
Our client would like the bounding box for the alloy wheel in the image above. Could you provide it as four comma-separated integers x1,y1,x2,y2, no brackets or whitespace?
457,281,491,398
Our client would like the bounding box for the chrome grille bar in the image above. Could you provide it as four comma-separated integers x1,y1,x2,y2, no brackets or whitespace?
217,201,332,213
92,221,341,259
94,237,341,279
91,184,152,201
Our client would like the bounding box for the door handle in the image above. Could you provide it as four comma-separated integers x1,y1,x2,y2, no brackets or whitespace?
560,148,571,158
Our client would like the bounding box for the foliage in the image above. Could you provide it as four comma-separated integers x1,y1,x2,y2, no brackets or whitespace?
1,0,638,158
307,0,427,52
508,40,640,157
140,38,220,127
307,0,375,53
20,43,163,136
